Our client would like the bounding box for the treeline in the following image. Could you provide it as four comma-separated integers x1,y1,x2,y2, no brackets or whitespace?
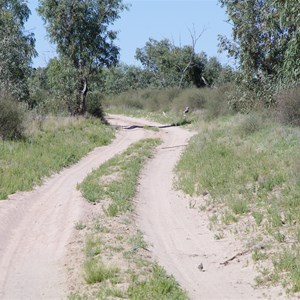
0,0,299,140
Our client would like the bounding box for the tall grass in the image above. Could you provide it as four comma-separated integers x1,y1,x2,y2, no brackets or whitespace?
0,117,114,199
103,86,231,120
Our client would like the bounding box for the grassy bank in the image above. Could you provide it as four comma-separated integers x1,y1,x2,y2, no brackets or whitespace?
176,113,300,294
71,138,187,299
0,116,114,199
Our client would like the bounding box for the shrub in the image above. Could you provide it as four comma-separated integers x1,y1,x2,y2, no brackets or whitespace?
86,91,106,122
276,86,300,126
172,88,207,112
204,85,232,119
235,113,264,137
0,93,26,140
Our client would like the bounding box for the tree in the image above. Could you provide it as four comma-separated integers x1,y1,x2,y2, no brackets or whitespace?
0,0,36,101
38,0,127,115
218,0,299,82
274,0,300,82
135,38,206,88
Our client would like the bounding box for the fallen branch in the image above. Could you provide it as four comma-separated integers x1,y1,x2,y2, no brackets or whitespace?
220,250,249,266
161,144,188,150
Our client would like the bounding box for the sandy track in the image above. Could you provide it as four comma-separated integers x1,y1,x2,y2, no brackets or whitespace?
0,115,157,300
0,114,284,299
136,123,283,299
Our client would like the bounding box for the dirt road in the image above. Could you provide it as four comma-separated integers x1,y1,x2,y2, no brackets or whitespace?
0,115,282,299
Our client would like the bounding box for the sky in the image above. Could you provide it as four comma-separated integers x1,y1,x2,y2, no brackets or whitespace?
25,0,233,68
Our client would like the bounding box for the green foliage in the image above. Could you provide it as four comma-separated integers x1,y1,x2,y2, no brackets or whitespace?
128,265,187,300
135,38,206,88
38,0,127,114
86,91,106,121
45,57,78,113
276,85,300,126
0,93,26,139
0,117,114,199
219,0,300,84
102,63,152,95
27,67,50,110
0,0,36,101
104,86,231,121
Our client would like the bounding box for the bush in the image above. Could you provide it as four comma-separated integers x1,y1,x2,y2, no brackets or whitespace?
276,86,300,126
86,91,106,121
0,93,26,140
172,88,206,112
235,113,264,137
204,85,232,119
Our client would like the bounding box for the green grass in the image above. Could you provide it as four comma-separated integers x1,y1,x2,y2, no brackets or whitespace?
84,259,119,284
0,117,114,199
79,138,161,215
175,113,300,294
128,265,187,300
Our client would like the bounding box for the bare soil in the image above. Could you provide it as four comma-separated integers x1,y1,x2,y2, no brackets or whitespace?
0,114,285,299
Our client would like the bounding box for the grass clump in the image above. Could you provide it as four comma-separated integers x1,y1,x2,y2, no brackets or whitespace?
128,265,187,300
0,117,114,200
84,259,119,284
79,138,161,215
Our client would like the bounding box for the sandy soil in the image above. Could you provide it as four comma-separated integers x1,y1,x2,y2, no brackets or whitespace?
135,123,285,299
0,114,285,299
0,115,156,300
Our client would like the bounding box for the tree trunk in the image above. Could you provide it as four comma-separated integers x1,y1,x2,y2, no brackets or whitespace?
76,76,88,115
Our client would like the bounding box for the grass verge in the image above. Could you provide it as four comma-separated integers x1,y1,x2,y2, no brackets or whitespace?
69,138,187,299
79,138,161,216
0,116,114,200
175,112,300,295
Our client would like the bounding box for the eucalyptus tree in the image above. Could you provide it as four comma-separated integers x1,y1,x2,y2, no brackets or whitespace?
218,0,299,83
38,0,127,115
0,0,36,101
135,38,206,89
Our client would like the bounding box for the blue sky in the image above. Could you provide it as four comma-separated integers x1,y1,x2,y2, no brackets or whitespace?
25,0,233,68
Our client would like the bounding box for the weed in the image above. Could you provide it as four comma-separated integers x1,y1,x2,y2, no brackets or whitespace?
252,249,268,262
68,292,88,300
228,199,249,215
75,221,86,230
129,232,147,253
85,235,101,257
252,211,264,226
222,210,238,225
127,265,187,299
83,259,119,284
214,232,224,240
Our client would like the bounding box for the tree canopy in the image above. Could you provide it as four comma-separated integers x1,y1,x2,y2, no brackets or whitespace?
38,0,127,114
0,0,36,101
135,38,207,88
219,0,300,83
